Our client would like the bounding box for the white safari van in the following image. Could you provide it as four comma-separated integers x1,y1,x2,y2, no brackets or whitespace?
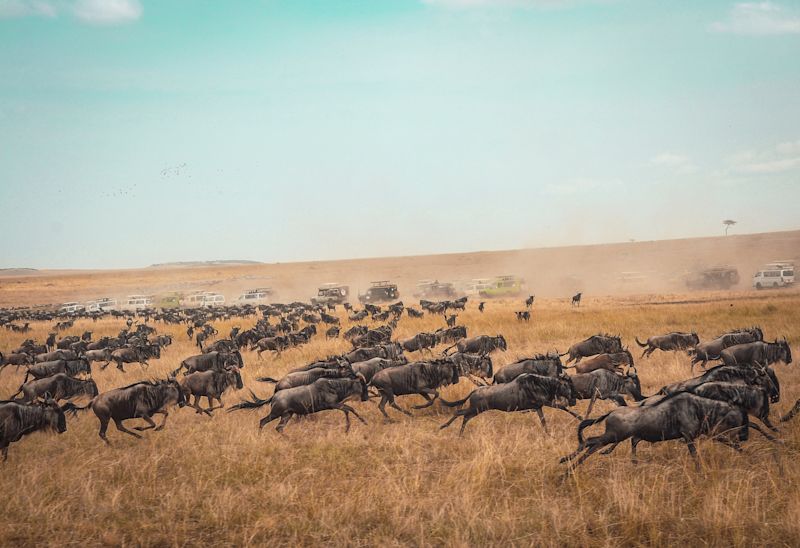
753,262,795,289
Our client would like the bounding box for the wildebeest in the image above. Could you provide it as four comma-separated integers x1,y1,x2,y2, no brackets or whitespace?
570,369,645,417
171,351,243,376
399,332,438,354
350,357,408,383
256,365,354,395
571,292,582,307
16,374,99,403
229,376,369,433
446,353,493,384
35,350,78,363
561,334,622,364
478,302,485,313
658,364,780,404
445,314,458,327
690,327,763,370
252,336,290,358
515,311,531,322
566,350,635,375
559,392,777,471
0,398,68,461
343,343,403,363
440,373,579,435
83,348,113,368
407,308,424,319
18,358,91,386
720,339,792,368
435,326,467,345
492,353,564,384
443,335,507,356
88,379,186,443
370,360,462,419
635,331,700,358
179,367,243,415
525,295,535,308
689,382,777,431
106,344,161,372
0,351,33,372
325,326,340,339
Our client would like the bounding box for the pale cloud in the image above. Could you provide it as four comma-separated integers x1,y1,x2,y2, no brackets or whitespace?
421,0,604,9
650,152,698,174
710,2,800,35
0,0,141,24
728,140,800,175
544,177,621,196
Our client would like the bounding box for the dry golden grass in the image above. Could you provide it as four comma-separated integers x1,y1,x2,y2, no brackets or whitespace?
0,291,799,546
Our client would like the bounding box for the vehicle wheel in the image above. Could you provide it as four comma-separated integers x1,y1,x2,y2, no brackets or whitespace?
756,283,762,290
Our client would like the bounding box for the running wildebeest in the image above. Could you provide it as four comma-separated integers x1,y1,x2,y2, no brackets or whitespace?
658,364,780,404
478,302,485,313
399,332,438,354
407,308,424,318
88,379,186,443
252,336,290,358
516,311,531,322
560,392,778,471
443,335,507,356
492,353,564,384
525,295,535,308
326,326,340,339
171,351,243,376
0,351,33,372
566,350,635,375
370,359,462,420
107,344,161,371
17,358,91,386
720,339,792,368
689,382,777,431
440,373,579,435
570,369,645,417
179,367,243,415
446,353,493,385
15,374,99,403
445,314,457,327
571,292,582,307
343,343,403,363
561,334,623,364
230,375,369,433
690,327,763,370
35,350,78,363
350,357,408,384
0,397,68,461
635,332,700,358
435,326,467,345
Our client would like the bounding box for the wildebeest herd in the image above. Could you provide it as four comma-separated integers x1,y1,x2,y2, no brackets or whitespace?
0,297,794,475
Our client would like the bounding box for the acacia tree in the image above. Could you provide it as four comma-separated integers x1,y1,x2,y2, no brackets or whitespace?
723,219,737,235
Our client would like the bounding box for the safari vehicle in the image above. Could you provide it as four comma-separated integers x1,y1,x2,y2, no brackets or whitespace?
685,266,740,290
58,301,84,314
463,278,494,297
753,261,795,289
237,287,274,304
181,292,214,307
358,281,399,304
124,295,154,310
202,293,226,307
312,283,350,305
479,275,526,299
85,298,117,312
413,280,458,299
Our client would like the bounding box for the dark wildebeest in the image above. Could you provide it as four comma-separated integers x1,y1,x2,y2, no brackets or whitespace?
252,336,290,358
88,379,186,443
690,327,763,370
446,353,493,385
515,311,531,322
635,332,700,358
445,314,458,328
17,358,91,386
561,334,622,364
443,335,507,356
435,326,467,345
440,373,579,435
781,400,800,422
229,376,369,433
350,357,408,383
720,339,792,368
326,326,340,339
35,350,78,363
571,292,582,307
525,295,535,308
559,392,777,471
180,367,243,415
478,302,485,313
203,339,238,354
689,382,777,431
84,348,113,368
399,332,438,354
16,373,99,403
0,351,33,373
0,398,68,461
658,364,780,404
492,353,564,384
171,351,243,376
343,343,403,363
567,350,635,375
370,360,462,419
570,369,645,417
256,365,353,396
107,344,161,372
407,308,424,319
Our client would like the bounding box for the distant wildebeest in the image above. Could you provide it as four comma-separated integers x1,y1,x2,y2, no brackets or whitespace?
370,360,462,420
492,353,564,384
399,332,438,354
440,373,579,435
343,343,403,363
171,351,243,376
690,327,763,370
561,334,622,364
570,369,645,417
435,326,467,345
515,311,531,322
635,332,700,358
407,308,424,319
658,364,780,404
478,302,485,313
88,379,186,443
445,315,457,327
720,339,792,368
571,292,582,307
0,398,68,461
15,373,99,403
83,348,113,368
350,357,408,384
230,376,369,433
446,353,493,384
252,336,290,358
0,351,33,372
443,335,507,356
35,349,78,363
107,344,161,372
559,392,777,471
326,326,340,339
566,350,635,375
525,295,535,308
179,367,243,415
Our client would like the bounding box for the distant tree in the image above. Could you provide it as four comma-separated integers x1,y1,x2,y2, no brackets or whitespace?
723,219,737,236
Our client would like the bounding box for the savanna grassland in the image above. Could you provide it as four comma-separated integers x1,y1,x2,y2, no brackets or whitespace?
1,290,799,547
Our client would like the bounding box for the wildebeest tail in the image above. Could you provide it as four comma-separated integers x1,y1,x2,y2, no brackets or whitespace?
439,390,477,408
577,413,611,445
228,390,272,411
634,337,648,348
255,376,278,383
60,400,93,416
170,362,186,377
781,399,800,422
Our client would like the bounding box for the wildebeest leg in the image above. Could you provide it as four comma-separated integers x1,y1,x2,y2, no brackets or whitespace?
412,390,439,409
153,410,169,430
440,410,463,430
191,396,204,414
761,415,779,432
611,395,627,407
748,421,780,443
275,413,293,433
570,440,605,470
98,417,111,444
630,438,641,464
389,397,412,416
337,404,366,426
551,405,582,421
100,360,111,370
682,433,700,471
600,442,621,456
257,348,263,360
377,395,393,420
585,391,598,418
535,408,548,433
458,410,478,436
0,444,8,461
114,419,142,438
116,361,126,372
133,414,157,431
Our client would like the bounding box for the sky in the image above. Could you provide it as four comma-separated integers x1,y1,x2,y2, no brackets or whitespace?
1,0,799,269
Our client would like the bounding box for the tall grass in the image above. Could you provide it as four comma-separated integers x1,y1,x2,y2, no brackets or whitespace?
0,292,798,546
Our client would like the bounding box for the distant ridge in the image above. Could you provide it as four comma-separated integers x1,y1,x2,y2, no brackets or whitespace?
149,260,263,268
0,268,39,276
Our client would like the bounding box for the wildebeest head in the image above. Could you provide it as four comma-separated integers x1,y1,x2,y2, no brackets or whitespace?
225,366,244,390
557,374,578,407
691,332,700,346
38,394,67,434
497,335,507,352
779,338,792,365
624,370,645,401
83,378,100,398
166,378,187,408
356,372,369,401
476,355,493,379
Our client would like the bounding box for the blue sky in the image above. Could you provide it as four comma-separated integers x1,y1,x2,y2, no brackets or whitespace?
1,0,799,268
